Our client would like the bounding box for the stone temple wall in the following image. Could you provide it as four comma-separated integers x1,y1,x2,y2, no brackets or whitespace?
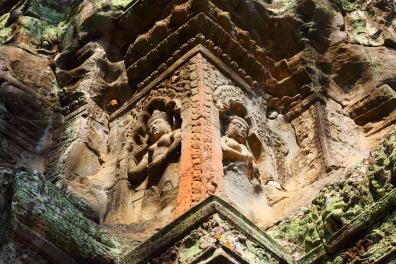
0,0,396,263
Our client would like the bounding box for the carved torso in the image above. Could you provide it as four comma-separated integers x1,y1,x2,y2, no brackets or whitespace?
221,136,254,163
149,132,175,163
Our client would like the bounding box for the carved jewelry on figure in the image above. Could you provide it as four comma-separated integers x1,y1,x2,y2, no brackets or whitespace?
128,109,181,186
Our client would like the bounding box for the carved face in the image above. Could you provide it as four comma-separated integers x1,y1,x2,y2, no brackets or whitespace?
225,117,249,144
148,114,172,142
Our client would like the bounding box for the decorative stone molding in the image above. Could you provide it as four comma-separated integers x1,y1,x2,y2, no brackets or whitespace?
120,196,294,264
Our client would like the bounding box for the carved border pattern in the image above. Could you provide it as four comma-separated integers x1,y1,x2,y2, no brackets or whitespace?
126,13,268,89
176,54,223,216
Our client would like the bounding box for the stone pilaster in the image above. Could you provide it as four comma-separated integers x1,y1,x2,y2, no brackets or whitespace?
175,53,223,217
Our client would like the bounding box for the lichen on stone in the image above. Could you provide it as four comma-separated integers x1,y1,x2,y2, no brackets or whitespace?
0,13,12,43
9,168,121,263
268,128,396,260
346,10,384,46
267,0,298,16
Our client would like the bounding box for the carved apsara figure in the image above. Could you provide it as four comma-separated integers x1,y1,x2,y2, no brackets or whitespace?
221,115,263,216
128,109,181,185
221,115,259,183
127,108,181,222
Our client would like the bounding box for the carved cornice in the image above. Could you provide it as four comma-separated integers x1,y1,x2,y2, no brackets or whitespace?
111,44,258,120
118,0,288,99
112,0,309,111
119,0,274,58
125,13,273,91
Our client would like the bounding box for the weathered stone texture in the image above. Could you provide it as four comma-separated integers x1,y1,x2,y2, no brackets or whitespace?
268,130,396,262
0,167,120,264
1,0,396,263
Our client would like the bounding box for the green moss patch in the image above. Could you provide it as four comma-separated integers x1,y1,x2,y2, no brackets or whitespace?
268,128,396,261
11,168,120,263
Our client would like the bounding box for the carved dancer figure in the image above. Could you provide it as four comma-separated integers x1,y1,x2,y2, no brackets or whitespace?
128,109,181,186
221,115,260,183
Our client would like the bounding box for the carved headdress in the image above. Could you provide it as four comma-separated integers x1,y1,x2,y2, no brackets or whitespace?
227,115,249,129
147,109,169,127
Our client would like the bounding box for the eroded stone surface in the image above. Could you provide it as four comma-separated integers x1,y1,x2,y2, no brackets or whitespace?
0,167,120,263
268,129,396,262
1,0,396,263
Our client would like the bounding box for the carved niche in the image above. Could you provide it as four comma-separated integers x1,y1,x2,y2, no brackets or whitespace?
127,98,182,223
104,61,190,227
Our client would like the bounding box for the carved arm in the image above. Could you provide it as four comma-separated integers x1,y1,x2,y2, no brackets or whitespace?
221,137,250,162
127,154,149,185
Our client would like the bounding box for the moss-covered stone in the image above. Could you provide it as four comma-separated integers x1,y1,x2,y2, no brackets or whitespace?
5,167,120,263
0,168,16,264
269,179,372,258
267,0,298,16
334,0,372,13
324,209,396,263
0,13,12,44
268,129,396,261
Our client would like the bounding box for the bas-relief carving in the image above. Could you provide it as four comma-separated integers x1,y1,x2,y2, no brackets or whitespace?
289,106,324,188
3,0,396,262
127,108,181,222
221,114,267,218
104,55,271,226
128,110,181,185
47,42,301,232
207,59,371,231
208,62,296,220
104,61,192,225
211,67,293,188
212,69,272,182
285,97,369,190
221,115,259,183
50,47,324,234
43,35,388,246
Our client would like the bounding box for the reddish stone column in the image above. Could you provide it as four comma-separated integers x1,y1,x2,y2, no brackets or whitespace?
175,53,223,217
